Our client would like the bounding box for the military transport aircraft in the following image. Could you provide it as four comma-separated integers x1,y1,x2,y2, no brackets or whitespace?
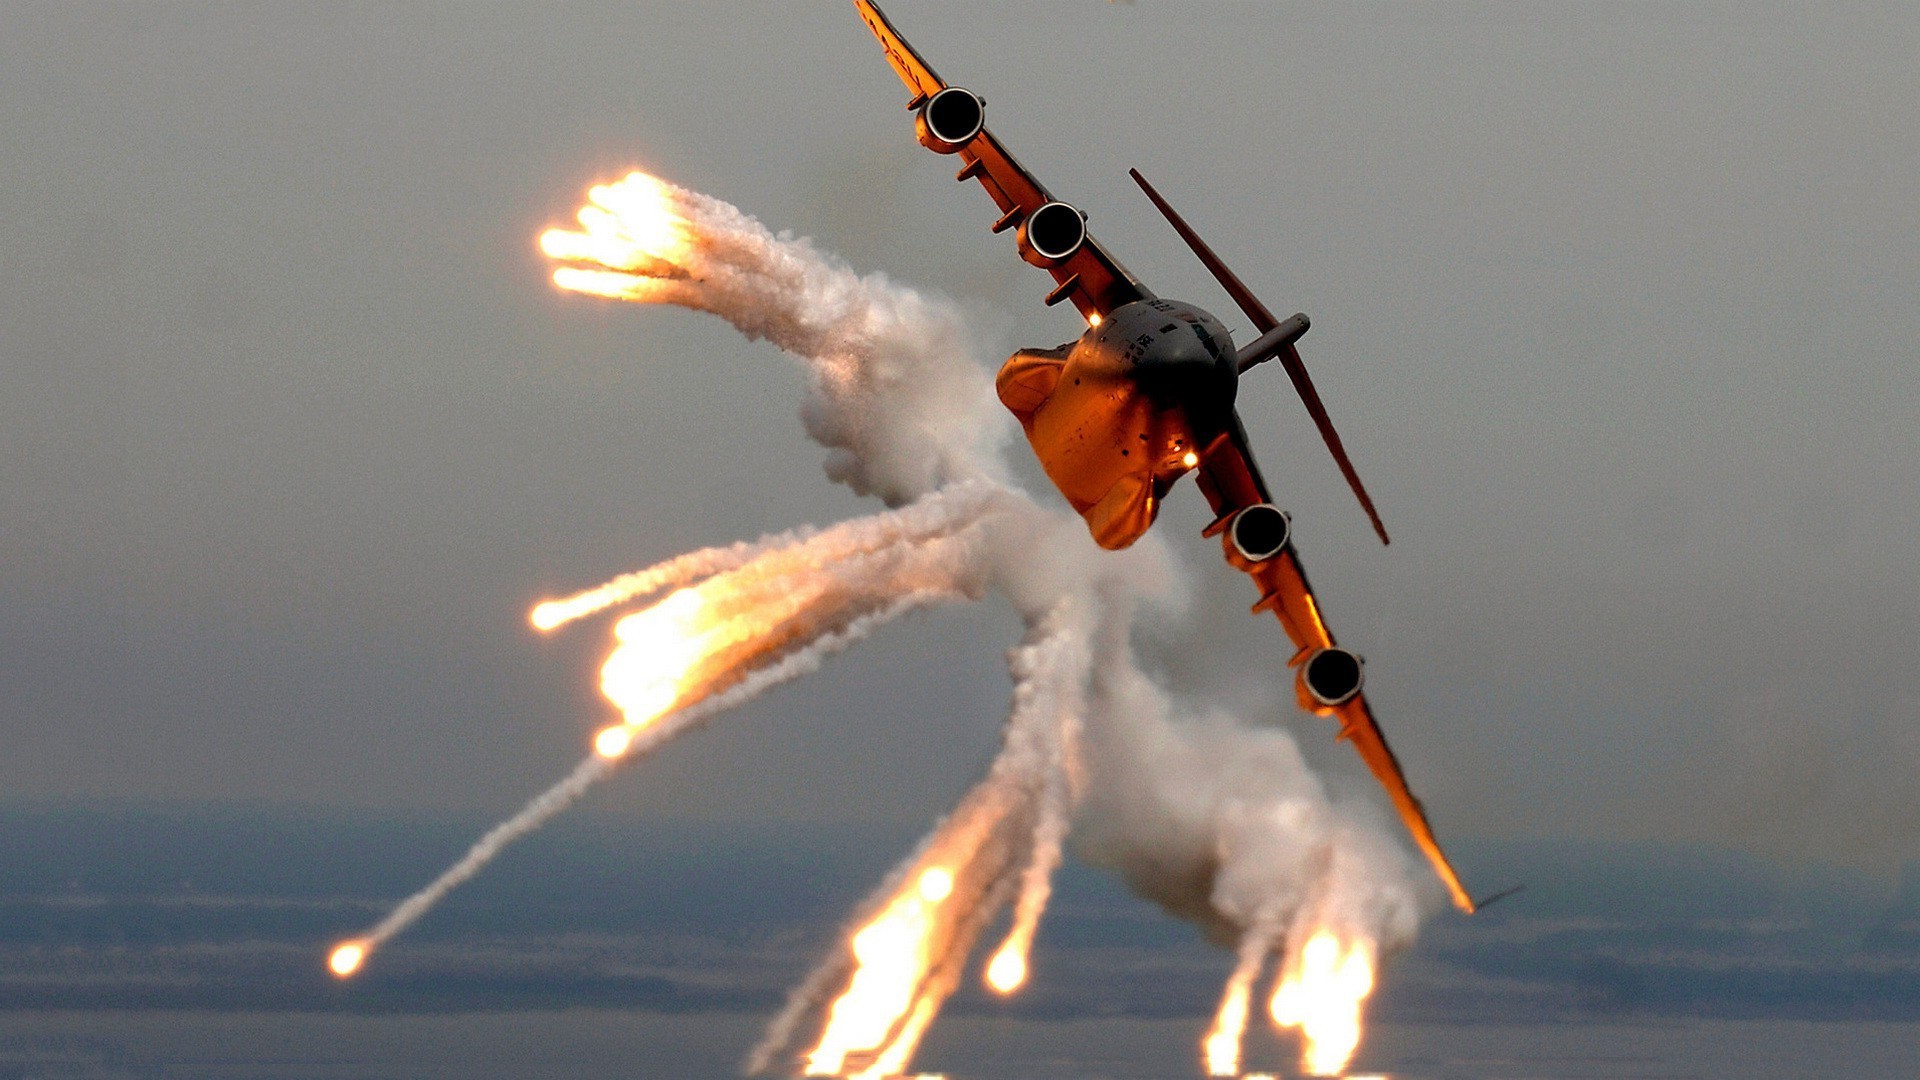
854,0,1477,912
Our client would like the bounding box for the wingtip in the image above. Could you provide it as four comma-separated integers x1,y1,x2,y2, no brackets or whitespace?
1442,871,1476,914
1127,168,1156,204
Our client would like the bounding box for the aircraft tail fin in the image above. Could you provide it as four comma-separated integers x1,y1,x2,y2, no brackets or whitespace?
1128,167,1390,546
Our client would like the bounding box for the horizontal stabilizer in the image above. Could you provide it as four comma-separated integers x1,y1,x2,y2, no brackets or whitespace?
1234,313,1311,374
1129,167,1390,546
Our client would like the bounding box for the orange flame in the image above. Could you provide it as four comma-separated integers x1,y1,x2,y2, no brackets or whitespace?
549,266,669,301
541,172,695,298
851,995,941,1080
1203,974,1255,1077
1268,930,1377,1076
805,867,955,1076
594,588,711,756
327,940,368,978
983,943,1027,995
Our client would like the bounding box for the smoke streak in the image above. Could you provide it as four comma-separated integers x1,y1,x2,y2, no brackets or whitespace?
352,576,980,961
544,171,1004,506
333,169,1442,1074
332,489,999,971
747,602,1088,1076
533,480,1002,632
357,752,613,953
538,170,1435,1074
531,541,774,633
984,602,1089,994
1071,579,1424,1074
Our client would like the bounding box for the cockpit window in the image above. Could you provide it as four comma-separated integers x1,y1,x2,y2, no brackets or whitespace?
1190,321,1228,363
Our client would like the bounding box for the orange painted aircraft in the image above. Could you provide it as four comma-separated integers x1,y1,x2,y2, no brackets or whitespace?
855,0,1478,912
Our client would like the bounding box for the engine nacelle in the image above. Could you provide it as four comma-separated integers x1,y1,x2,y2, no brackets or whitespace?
1223,503,1291,569
1015,201,1087,268
1295,646,1364,713
915,87,985,154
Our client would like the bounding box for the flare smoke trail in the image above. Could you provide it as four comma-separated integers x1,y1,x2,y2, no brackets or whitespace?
329,488,999,973
983,599,1089,994
532,480,1001,632
749,601,1090,1077
1074,587,1424,1075
542,170,1428,1075
1204,919,1285,1078
542,172,1003,505
334,170,1437,1075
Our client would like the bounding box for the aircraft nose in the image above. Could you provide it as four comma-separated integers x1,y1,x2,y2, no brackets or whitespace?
1135,335,1237,410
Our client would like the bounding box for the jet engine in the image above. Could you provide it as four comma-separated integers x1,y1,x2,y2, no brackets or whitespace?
1223,503,1290,568
1015,201,1087,268
1295,646,1364,713
915,87,985,154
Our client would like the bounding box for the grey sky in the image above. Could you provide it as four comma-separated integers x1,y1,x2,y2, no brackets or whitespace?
4,1,1918,872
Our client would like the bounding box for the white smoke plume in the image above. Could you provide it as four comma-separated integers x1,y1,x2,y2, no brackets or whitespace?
543,172,1005,505
982,598,1091,993
350,576,977,960
330,490,1000,970
1072,586,1426,1074
534,479,1003,631
1074,605,1426,946
748,599,1092,1077
330,170,1451,1074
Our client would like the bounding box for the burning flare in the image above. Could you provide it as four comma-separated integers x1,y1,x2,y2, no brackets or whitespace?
1199,922,1380,1077
324,488,997,981
983,945,1027,995
328,171,1428,1080
750,605,1088,1079
541,172,694,299
1204,976,1255,1078
595,587,711,752
1202,924,1278,1078
805,867,957,1077
1270,929,1377,1076
327,940,367,978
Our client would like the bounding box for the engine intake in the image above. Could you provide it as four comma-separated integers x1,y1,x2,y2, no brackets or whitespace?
915,87,985,154
1296,647,1364,712
1017,201,1087,267
1227,504,1291,564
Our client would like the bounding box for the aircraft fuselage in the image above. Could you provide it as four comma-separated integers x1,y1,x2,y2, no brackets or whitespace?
996,297,1239,549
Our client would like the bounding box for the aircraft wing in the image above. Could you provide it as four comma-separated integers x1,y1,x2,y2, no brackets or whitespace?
853,0,1151,321
1329,695,1476,913
1197,427,1477,913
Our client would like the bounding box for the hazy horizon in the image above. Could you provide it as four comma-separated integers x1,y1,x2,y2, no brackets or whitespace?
5,1,1919,1076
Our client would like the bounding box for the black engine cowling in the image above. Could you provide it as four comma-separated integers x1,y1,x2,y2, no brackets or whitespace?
1224,503,1290,567
1015,201,1087,268
1295,646,1364,712
915,87,985,154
